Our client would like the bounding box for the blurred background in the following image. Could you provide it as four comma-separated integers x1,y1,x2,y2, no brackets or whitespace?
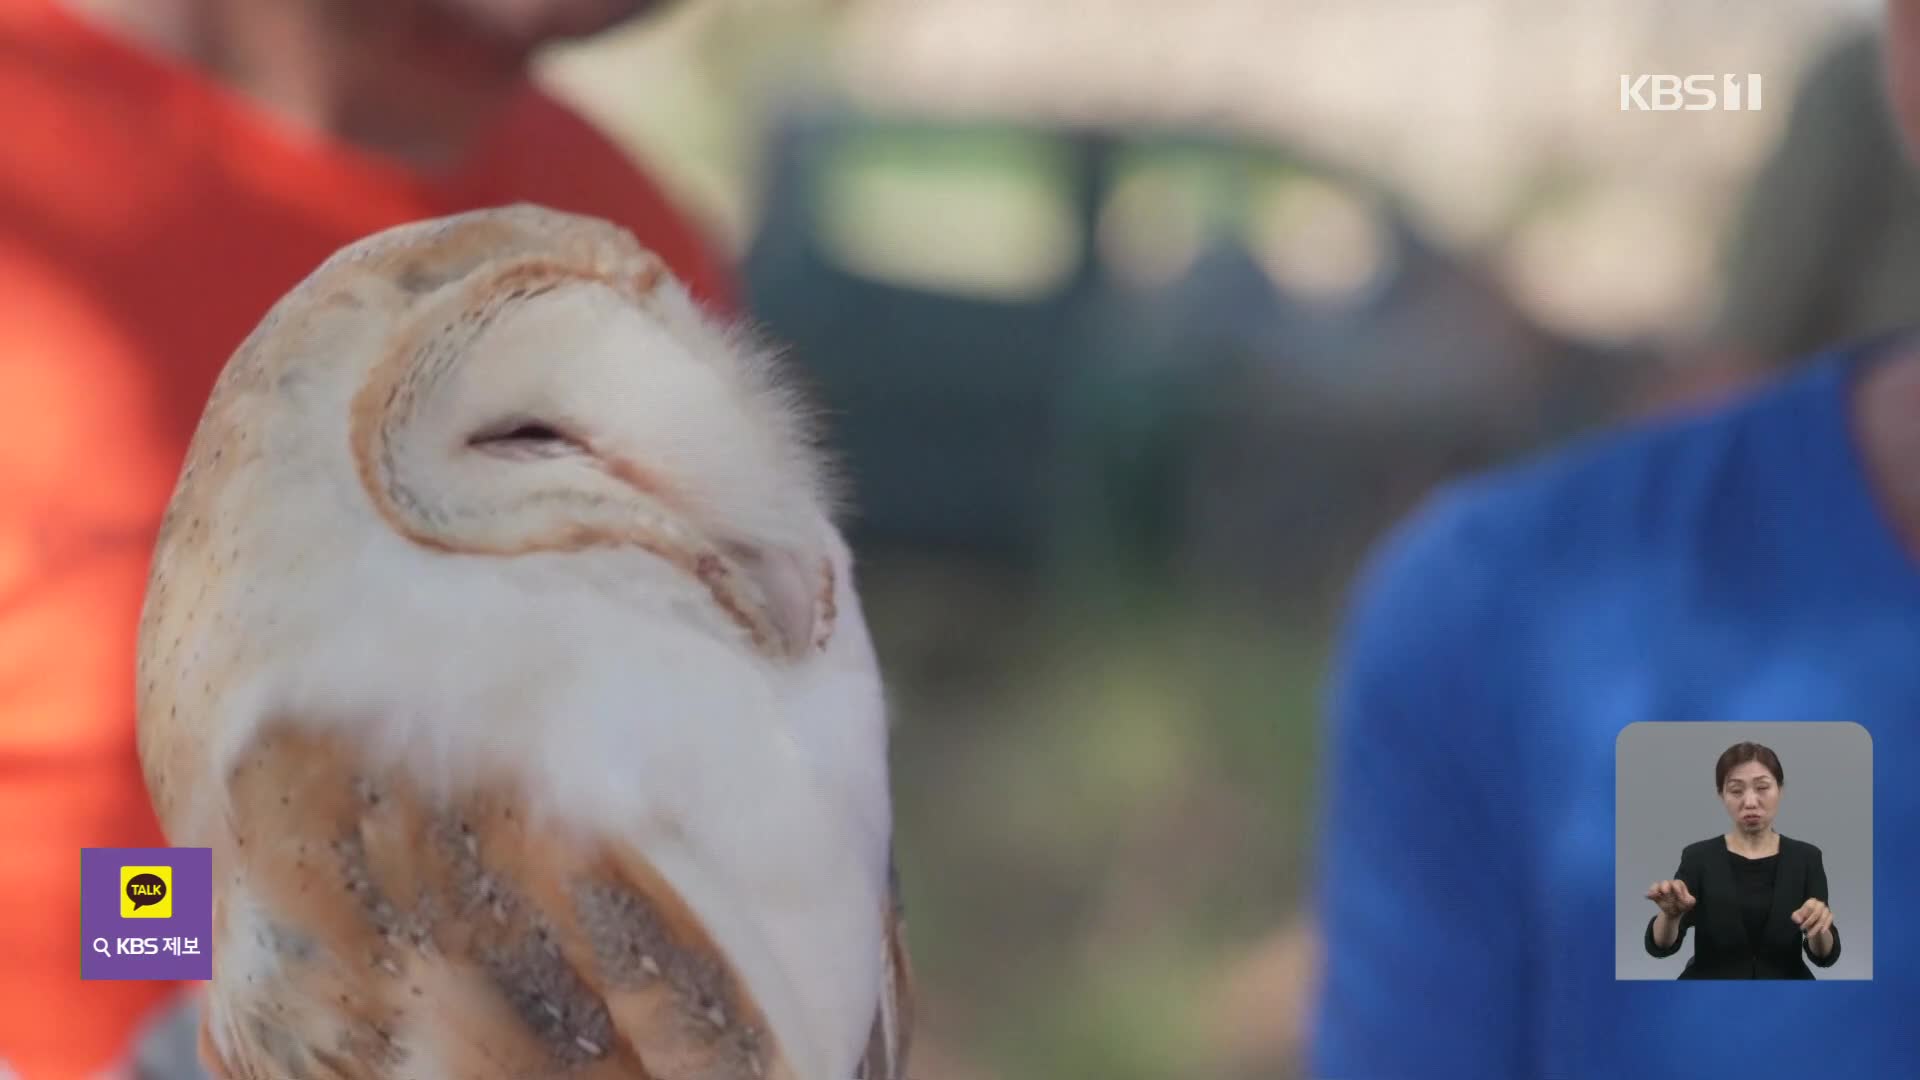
519,0,1905,1076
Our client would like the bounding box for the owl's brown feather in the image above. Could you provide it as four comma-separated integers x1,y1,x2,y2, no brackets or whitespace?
211,722,795,1080
856,865,915,1080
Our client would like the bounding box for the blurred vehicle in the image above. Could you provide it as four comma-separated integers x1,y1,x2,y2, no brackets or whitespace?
740,103,1653,612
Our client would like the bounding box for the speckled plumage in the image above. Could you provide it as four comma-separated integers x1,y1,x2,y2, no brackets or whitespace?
135,205,912,1080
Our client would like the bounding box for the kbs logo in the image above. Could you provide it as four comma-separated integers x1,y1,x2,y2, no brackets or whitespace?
82,847,212,981
1620,74,1763,112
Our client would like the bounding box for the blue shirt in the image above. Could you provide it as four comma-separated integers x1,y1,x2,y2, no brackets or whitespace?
1309,340,1919,1079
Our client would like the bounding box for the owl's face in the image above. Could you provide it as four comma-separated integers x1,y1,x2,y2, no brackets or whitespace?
161,205,838,665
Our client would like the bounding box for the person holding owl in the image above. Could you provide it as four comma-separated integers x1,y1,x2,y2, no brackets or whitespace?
0,1,735,1074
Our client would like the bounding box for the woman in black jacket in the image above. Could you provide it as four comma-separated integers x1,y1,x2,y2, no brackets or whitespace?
1644,741,1841,978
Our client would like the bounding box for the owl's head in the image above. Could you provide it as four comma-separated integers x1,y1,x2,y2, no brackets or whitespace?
159,204,842,662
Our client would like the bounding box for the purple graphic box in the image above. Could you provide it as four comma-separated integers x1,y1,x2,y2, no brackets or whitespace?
80,847,213,981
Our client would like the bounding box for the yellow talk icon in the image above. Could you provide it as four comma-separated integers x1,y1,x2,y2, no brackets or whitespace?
120,865,173,919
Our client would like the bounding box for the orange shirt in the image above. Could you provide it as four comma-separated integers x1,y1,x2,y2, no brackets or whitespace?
0,4,735,1075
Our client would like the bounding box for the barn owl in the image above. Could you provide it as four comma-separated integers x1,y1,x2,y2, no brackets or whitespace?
134,204,913,1080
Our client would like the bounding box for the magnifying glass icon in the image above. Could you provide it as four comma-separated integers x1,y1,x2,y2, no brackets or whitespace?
91,937,110,957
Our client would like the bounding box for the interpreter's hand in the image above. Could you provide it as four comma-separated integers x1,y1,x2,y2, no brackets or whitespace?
1791,897,1833,939
1646,878,1696,920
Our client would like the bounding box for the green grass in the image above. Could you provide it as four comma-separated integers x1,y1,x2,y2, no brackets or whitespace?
866,558,1327,1077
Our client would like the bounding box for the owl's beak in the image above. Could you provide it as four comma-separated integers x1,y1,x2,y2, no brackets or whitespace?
727,542,835,660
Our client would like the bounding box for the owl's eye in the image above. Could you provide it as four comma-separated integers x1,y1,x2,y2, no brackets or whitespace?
484,422,564,443
468,418,583,456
